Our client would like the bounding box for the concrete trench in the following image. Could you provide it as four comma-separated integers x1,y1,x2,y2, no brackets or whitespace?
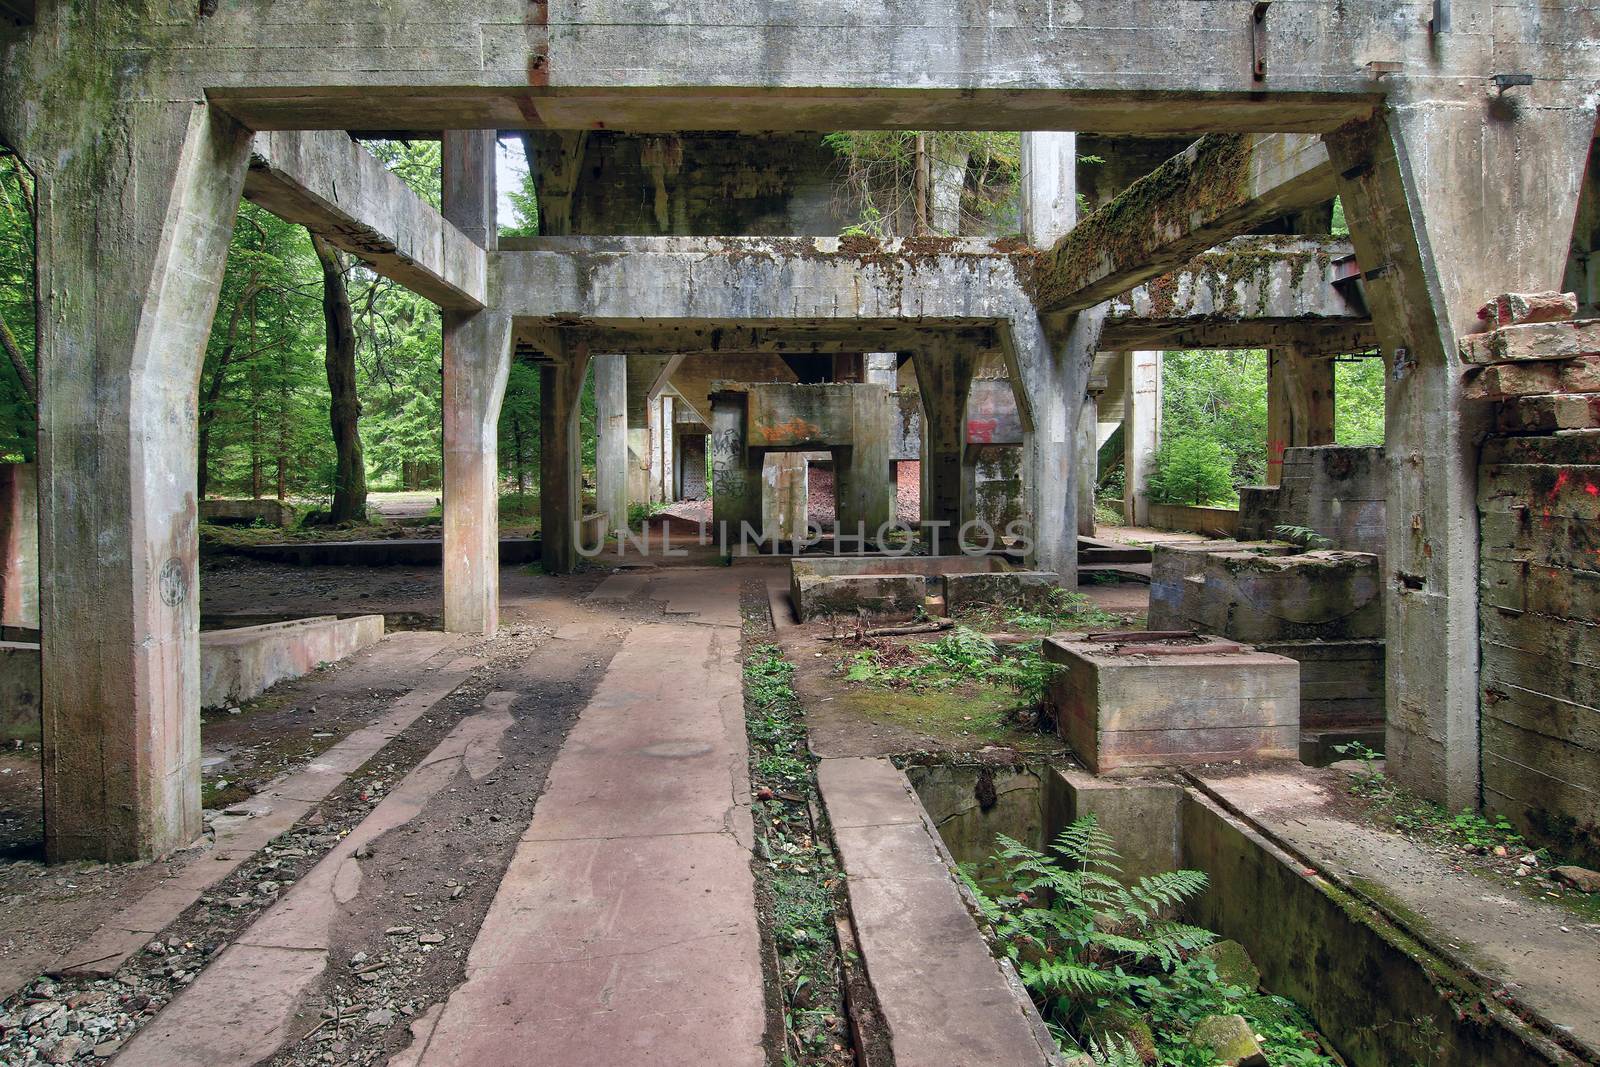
876,760,1598,1067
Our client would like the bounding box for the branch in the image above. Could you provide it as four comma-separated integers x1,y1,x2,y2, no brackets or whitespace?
0,315,35,402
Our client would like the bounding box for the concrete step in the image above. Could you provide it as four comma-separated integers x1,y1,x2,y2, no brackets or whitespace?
817,756,1056,1066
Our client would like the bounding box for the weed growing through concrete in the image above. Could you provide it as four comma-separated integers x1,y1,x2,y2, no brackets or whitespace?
742,640,857,1066
962,817,1337,1066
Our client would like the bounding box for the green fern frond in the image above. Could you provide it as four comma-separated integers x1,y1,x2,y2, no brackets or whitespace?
1086,1033,1144,1067
1020,958,1117,996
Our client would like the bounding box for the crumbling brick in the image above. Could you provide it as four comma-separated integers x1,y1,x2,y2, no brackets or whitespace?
1477,291,1578,328
1495,393,1600,433
1460,319,1600,365
1463,353,1600,401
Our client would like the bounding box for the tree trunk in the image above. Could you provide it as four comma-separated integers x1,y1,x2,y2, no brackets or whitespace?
311,231,366,523
511,415,526,494
913,134,929,235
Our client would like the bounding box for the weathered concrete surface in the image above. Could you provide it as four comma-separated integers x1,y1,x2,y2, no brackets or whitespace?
1042,768,1183,884
1122,350,1161,527
244,130,486,311
1188,769,1600,1064
1478,433,1600,867
117,690,513,1067
442,130,512,632
1146,545,1383,643
396,605,764,1066
1326,101,1596,811
914,341,976,539
30,103,254,862
0,463,37,629
762,452,809,542
199,614,384,708
789,555,1007,621
1100,237,1372,353
1266,345,1335,485
1237,446,1387,559
1044,634,1300,773
540,346,593,574
1035,134,1334,313
198,497,295,528
818,757,1055,1066
593,353,628,529
1255,637,1385,733
941,570,1059,615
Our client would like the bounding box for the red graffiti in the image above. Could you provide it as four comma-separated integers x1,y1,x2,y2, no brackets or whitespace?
1586,483,1599,497
967,418,999,444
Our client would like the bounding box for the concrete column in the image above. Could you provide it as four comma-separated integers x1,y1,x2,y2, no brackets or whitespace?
865,353,898,387
1123,351,1162,527
763,454,809,543
659,395,675,504
710,391,759,537
1324,100,1594,809
912,341,975,547
1020,132,1077,248
836,385,895,535
1076,393,1100,537
1265,346,1335,486
539,345,592,574
35,104,251,860
593,353,628,531
1018,131,1092,581
441,130,510,634
0,464,39,630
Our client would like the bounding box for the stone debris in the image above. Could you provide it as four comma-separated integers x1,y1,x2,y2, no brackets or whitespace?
1478,291,1578,328
1189,1013,1268,1066
1550,866,1600,893
1461,319,1600,365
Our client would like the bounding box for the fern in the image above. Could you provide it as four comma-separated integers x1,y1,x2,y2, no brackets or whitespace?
1086,1034,1144,1067
965,816,1218,1057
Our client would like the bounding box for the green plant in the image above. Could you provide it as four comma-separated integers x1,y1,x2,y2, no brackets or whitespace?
1275,524,1333,550
1147,435,1235,507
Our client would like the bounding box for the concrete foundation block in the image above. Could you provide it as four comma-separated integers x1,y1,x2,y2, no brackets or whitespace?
941,570,1060,614
1254,638,1384,731
200,615,384,708
1043,634,1300,773
792,574,927,622
1147,544,1382,642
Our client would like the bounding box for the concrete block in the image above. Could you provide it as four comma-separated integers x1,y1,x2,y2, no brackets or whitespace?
1460,320,1600,364
789,555,1002,622
1042,767,1182,882
941,570,1059,614
1148,545,1381,642
200,615,385,709
1476,291,1578,328
1496,393,1600,433
1043,634,1300,773
199,498,296,527
792,574,926,622
1255,638,1384,731
1463,353,1600,401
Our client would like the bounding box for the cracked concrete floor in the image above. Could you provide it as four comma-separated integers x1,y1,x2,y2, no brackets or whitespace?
72,566,770,1067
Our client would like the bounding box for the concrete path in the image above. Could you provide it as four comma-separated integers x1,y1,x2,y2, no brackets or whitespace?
818,756,1055,1067
395,570,765,1065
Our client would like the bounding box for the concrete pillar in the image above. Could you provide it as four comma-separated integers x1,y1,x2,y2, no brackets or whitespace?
0,464,39,630
593,353,628,531
441,130,511,633
35,104,251,860
763,454,809,543
913,341,975,548
1020,132,1077,248
865,353,898,387
835,385,895,535
679,434,708,501
1265,346,1335,487
1018,131,1092,581
659,395,675,504
710,391,759,538
1076,393,1100,537
1123,351,1162,527
539,345,592,574
1324,100,1594,809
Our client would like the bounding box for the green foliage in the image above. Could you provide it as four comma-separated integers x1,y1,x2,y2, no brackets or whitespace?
1334,357,1385,446
1273,524,1333,550
1160,349,1269,493
965,819,1336,1065
0,151,35,461
822,131,1021,235
1148,436,1235,507
839,624,1055,704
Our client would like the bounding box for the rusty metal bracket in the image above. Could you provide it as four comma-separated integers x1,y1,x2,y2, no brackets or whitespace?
1085,630,1198,643
1251,2,1272,80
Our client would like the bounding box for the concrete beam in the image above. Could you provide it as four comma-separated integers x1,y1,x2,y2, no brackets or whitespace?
1100,236,1374,351
244,130,486,311
1034,134,1335,313
518,324,1000,359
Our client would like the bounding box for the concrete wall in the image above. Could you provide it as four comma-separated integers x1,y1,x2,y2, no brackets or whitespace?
1478,431,1600,867
1238,446,1386,559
